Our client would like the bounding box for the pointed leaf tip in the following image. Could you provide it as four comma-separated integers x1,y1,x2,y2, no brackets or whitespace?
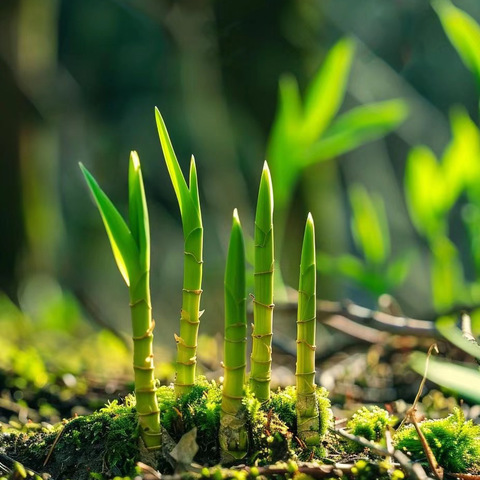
130,151,140,170
233,208,241,225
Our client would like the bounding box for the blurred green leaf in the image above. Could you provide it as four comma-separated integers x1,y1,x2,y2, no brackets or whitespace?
80,163,139,286
431,236,464,311
437,315,480,360
306,100,409,164
386,251,416,288
433,0,480,89
410,352,480,403
405,145,447,238
303,37,355,142
335,254,368,284
349,184,390,266
268,74,304,210
443,106,480,199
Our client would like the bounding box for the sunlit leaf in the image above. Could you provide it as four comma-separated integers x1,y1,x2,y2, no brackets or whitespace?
410,352,480,403
155,108,201,236
405,145,446,238
80,163,139,286
433,0,480,89
303,37,355,142
386,251,415,288
305,100,408,164
128,151,150,273
437,315,480,360
431,236,464,311
349,184,390,266
442,106,480,200
267,74,303,211
335,254,367,284
189,156,201,216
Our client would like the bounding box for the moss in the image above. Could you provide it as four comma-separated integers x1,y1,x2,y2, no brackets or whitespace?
345,406,395,453
394,407,480,473
1,400,138,480
1,382,333,478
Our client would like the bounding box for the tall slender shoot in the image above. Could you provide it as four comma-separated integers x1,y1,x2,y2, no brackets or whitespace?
296,213,320,446
155,108,204,397
250,162,274,402
220,208,248,462
80,153,161,450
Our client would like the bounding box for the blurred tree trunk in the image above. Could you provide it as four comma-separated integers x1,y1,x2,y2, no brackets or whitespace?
0,1,25,300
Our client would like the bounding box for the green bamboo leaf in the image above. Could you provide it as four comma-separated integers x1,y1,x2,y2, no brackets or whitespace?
385,251,415,288
303,37,355,142
349,184,390,266
155,108,201,235
431,236,464,311
410,352,480,403
267,74,303,211
128,151,150,273
443,106,480,199
433,0,480,89
189,156,201,215
405,145,446,238
437,315,480,360
80,163,139,286
305,100,408,164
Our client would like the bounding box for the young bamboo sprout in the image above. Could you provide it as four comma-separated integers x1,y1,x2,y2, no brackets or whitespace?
80,153,161,450
220,209,248,462
296,213,320,446
250,162,274,402
155,109,203,397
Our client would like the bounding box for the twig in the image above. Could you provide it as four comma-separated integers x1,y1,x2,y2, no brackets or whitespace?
276,299,438,337
397,344,444,480
332,428,432,480
43,423,66,466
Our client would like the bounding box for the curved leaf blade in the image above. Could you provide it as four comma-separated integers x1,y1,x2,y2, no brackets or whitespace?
433,0,480,89
305,99,408,164
80,163,139,286
410,352,480,403
128,151,150,272
303,37,355,142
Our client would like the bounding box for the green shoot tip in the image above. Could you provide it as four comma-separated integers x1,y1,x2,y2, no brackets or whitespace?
233,208,240,224
130,151,140,170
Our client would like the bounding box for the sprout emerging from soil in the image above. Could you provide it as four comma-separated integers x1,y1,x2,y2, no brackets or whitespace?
296,213,320,446
155,108,204,398
80,153,161,450
250,162,275,402
219,209,248,462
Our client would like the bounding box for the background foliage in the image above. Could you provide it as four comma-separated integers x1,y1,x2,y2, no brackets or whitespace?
2,0,480,386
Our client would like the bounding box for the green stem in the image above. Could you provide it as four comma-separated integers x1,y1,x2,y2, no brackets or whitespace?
296,213,319,446
130,271,161,449
175,161,204,397
220,209,248,462
250,162,274,402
